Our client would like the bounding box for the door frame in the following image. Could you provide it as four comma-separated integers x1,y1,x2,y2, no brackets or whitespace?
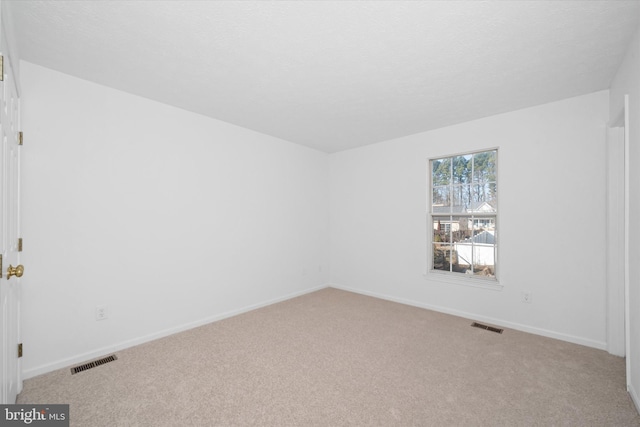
607,124,625,357
607,95,631,389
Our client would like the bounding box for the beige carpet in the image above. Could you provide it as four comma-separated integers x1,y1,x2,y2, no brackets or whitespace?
17,288,640,426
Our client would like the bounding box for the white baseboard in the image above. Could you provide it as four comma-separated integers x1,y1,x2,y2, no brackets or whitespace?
629,383,640,415
23,284,329,380
329,284,608,351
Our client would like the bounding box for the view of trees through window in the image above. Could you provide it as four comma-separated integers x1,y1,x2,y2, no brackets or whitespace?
430,150,497,278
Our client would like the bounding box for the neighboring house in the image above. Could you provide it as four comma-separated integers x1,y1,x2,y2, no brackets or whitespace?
432,201,496,233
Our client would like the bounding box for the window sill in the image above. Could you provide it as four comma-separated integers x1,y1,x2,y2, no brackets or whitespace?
423,270,503,291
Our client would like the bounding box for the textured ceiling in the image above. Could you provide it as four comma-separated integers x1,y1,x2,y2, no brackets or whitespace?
8,1,640,153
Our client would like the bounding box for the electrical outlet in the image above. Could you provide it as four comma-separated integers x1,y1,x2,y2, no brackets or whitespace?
96,305,108,320
522,292,532,304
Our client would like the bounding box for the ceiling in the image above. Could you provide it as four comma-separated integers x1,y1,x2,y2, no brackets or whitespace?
8,1,640,153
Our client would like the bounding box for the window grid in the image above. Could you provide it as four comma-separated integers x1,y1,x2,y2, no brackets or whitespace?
430,150,497,279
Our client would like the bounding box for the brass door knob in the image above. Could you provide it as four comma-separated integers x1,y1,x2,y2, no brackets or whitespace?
7,264,23,279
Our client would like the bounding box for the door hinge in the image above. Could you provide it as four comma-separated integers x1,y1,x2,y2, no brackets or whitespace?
18,131,23,146
17,238,22,252
0,55,4,82
18,343,22,358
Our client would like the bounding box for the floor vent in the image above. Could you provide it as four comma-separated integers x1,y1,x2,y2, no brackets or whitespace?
70,354,117,375
471,322,504,334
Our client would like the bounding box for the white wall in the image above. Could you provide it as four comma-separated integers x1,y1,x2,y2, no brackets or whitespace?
1,0,20,89
610,23,640,410
20,61,330,378
330,90,609,349
16,57,620,383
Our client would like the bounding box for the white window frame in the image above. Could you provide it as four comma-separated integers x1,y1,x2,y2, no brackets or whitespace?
427,148,501,290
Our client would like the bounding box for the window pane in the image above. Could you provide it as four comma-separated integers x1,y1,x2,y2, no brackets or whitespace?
450,216,473,273
453,155,471,184
433,216,451,271
432,243,450,272
472,150,497,184
473,236,496,277
452,184,471,211
484,182,497,206
432,158,451,185
432,217,450,242
471,183,497,209
432,186,451,211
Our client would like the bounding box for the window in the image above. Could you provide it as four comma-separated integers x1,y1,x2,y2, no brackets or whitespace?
430,149,497,278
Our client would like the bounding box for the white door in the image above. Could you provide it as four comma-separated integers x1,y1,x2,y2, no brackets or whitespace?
0,33,22,404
